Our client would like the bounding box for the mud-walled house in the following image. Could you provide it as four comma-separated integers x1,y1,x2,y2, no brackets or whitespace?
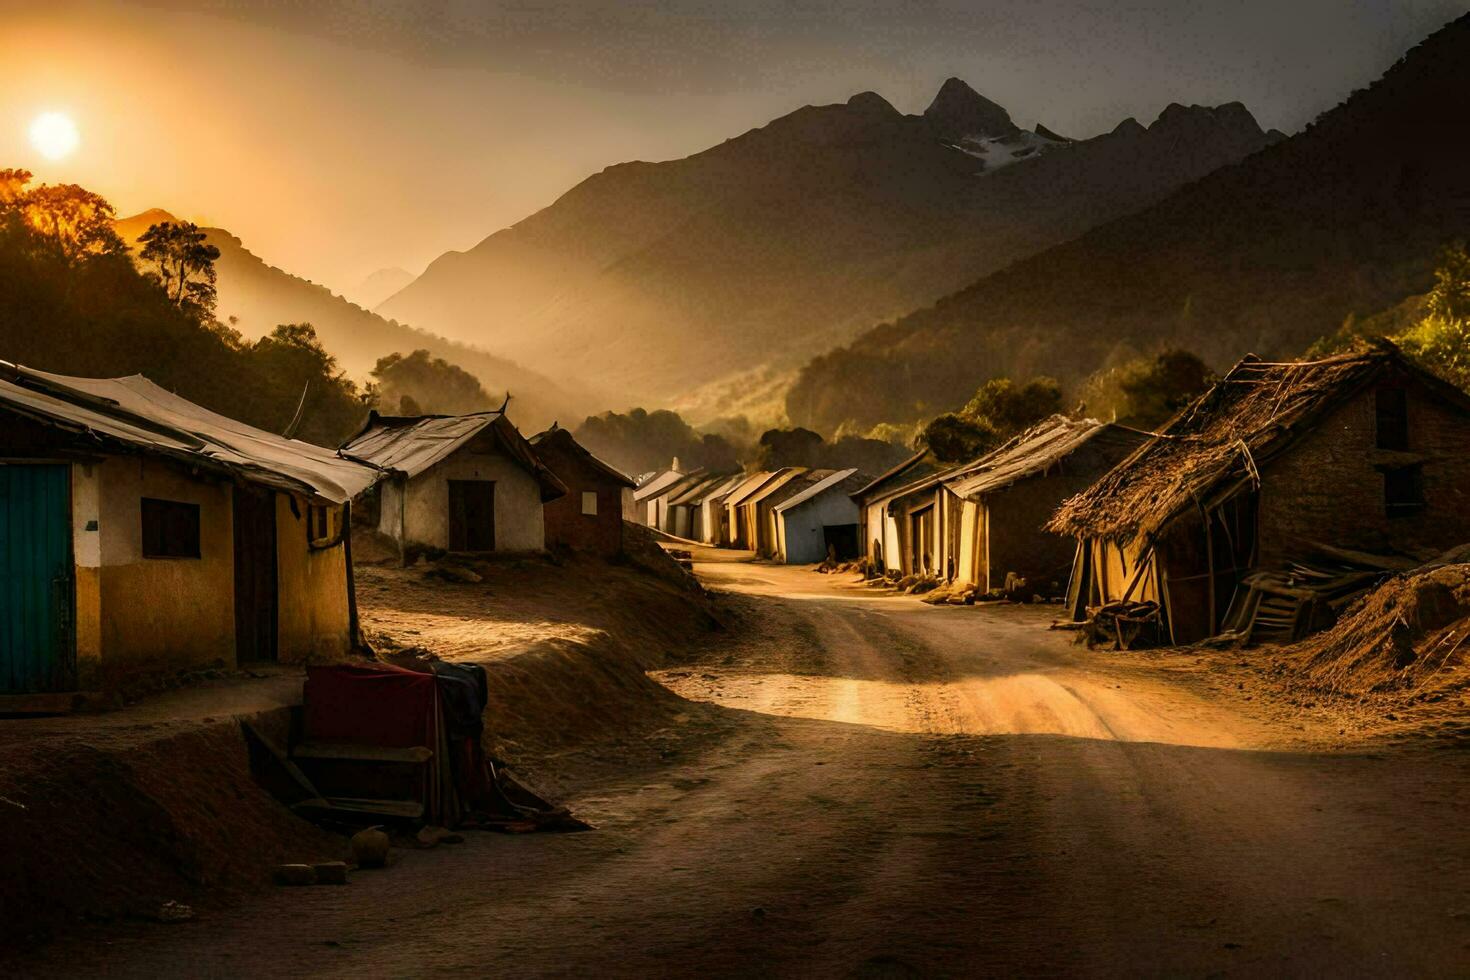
1049,347,1470,644
851,450,946,576
0,362,379,705
696,474,747,546
668,474,741,543
736,468,809,556
721,471,782,549
633,468,692,530
529,426,637,558
342,411,566,561
942,417,1149,597
773,468,869,564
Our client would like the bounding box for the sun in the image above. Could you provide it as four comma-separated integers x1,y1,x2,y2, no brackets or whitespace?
29,112,80,161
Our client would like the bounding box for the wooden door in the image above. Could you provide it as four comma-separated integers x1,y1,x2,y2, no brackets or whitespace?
233,486,278,662
448,480,496,552
0,465,74,692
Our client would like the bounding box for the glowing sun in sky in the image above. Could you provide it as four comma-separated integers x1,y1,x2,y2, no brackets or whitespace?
30,112,80,161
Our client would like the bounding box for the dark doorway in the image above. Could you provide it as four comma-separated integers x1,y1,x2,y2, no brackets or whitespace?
823,523,860,561
448,480,496,552
0,464,75,693
233,486,278,662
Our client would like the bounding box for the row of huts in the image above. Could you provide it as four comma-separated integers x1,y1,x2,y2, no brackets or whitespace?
0,362,638,705
631,463,871,564
848,345,1470,646
636,344,1470,652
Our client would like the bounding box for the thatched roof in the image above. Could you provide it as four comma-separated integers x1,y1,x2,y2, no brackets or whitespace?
1048,345,1470,541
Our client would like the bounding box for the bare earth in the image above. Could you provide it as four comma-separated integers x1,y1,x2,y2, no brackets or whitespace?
17,550,1470,977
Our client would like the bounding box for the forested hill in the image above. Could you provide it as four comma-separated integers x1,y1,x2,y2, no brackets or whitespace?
786,14,1470,434
378,78,1276,418
113,211,590,432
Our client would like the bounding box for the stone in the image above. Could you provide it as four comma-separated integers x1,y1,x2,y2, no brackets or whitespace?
274,864,318,886
350,827,391,868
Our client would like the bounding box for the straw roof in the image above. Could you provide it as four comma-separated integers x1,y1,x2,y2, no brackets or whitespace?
1048,345,1470,541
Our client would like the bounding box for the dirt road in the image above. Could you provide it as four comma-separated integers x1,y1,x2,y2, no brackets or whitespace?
17,552,1470,977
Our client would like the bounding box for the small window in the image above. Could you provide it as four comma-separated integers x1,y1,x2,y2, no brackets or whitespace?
141,498,201,558
1376,386,1409,451
306,503,337,547
581,491,598,517
1384,465,1425,518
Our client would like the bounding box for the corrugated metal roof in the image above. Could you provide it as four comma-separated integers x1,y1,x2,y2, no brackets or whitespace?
774,468,861,513
0,362,378,504
741,468,808,507
342,411,567,501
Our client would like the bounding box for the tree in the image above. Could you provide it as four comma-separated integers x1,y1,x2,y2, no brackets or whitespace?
138,221,221,317
15,181,126,267
370,349,493,416
757,427,825,468
960,377,1063,432
1078,349,1214,428
919,413,998,463
1392,244,1470,392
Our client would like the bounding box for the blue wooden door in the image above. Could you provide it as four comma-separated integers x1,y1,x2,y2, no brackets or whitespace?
0,465,75,693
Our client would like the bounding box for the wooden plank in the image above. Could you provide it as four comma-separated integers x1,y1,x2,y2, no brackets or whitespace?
292,741,433,764
293,797,425,820
241,720,322,801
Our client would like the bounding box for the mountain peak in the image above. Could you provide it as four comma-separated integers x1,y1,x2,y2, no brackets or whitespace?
1149,101,1264,139
846,91,899,116
923,77,1018,139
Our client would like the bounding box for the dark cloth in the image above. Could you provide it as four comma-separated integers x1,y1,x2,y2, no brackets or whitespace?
429,661,488,739
303,663,438,748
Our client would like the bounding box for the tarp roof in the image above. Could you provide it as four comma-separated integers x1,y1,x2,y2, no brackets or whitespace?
1050,345,1470,540
774,468,863,513
529,427,636,488
945,416,1145,500
0,362,378,504
342,411,566,501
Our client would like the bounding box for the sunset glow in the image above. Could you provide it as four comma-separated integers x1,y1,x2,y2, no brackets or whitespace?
29,111,79,160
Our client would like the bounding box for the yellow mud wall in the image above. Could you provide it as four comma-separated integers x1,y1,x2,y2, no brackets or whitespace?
95,456,235,685
70,461,103,689
274,495,353,663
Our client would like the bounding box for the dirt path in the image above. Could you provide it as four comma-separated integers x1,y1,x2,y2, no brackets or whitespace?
14,552,1470,977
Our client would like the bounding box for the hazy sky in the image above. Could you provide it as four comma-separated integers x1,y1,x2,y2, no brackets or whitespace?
0,0,1463,295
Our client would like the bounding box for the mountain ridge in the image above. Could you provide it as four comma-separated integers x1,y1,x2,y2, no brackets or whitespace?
377,78,1276,422
784,14,1470,432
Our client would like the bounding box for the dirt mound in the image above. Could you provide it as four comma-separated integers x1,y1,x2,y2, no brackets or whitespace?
1289,563,1470,695
0,715,342,945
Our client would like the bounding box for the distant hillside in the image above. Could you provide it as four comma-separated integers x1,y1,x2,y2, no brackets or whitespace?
378,79,1277,418
787,15,1470,433
114,211,590,431
350,266,416,309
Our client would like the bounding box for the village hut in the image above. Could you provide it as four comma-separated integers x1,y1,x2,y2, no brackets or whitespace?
772,468,869,563
529,426,637,558
738,469,809,556
632,469,684,527
722,471,783,549
0,362,379,704
342,410,566,560
851,451,946,575
697,474,748,545
649,471,708,534
665,474,729,541
1049,346,1470,644
941,416,1149,597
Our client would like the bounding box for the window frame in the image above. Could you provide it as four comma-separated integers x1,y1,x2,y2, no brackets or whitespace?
1383,464,1425,519
141,497,202,559
581,491,599,517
